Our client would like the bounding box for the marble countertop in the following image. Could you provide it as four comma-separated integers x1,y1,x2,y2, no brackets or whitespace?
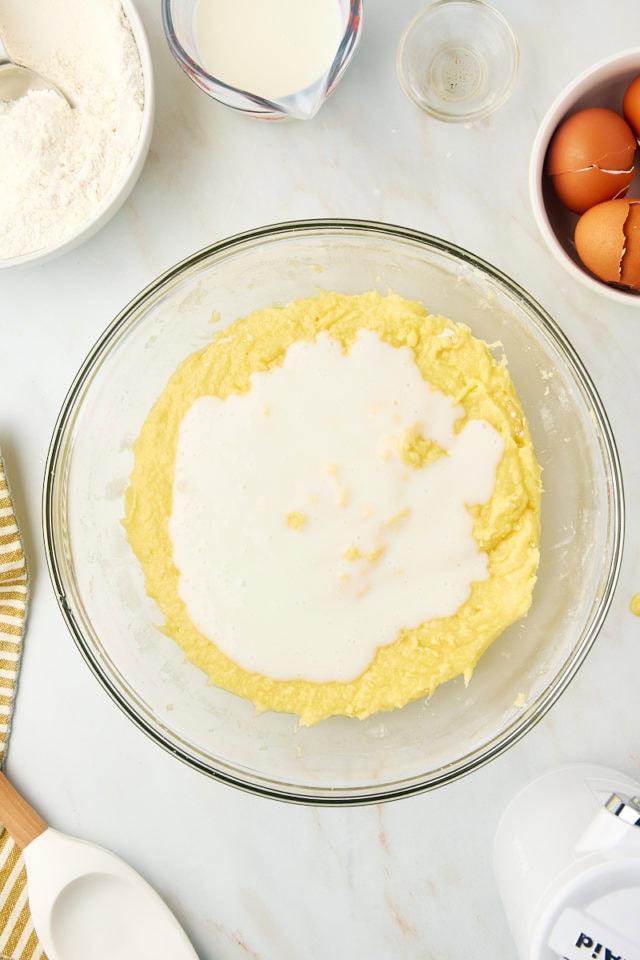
2,1,640,957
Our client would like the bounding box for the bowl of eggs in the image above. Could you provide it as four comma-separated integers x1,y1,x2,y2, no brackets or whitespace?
530,48,640,303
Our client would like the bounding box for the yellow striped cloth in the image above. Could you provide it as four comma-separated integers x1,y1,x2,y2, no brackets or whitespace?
0,453,44,960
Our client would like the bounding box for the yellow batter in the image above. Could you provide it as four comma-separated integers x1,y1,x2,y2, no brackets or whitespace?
124,290,541,725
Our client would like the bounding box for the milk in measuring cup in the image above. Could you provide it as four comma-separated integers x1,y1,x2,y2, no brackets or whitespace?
193,0,344,101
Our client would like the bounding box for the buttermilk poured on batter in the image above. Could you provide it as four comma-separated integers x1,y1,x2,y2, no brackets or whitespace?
170,330,504,683
124,290,541,725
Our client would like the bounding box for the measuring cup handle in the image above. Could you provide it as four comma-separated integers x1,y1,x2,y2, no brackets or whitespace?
0,771,47,849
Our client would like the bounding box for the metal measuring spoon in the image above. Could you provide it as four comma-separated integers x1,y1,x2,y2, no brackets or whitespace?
0,773,199,960
0,31,71,105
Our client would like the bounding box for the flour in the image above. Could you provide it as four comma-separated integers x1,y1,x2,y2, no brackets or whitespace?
0,0,145,260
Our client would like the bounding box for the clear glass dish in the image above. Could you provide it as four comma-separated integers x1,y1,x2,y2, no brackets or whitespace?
44,220,624,805
397,0,519,122
161,0,363,120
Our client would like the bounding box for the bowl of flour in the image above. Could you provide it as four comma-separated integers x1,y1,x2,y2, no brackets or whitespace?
0,0,154,268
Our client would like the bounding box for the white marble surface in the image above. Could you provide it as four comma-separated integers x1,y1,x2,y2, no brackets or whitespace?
2,1,640,957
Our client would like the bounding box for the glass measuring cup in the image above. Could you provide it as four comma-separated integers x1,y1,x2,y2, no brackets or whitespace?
162,0,363,120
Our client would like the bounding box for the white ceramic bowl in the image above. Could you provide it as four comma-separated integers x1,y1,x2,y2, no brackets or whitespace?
44,220,623,805
530,48,640,305
0,0,154,270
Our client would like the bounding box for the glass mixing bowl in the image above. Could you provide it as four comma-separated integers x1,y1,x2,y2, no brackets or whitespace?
44,220,623,805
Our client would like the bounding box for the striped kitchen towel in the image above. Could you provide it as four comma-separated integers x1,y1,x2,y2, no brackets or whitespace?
0,452,44,960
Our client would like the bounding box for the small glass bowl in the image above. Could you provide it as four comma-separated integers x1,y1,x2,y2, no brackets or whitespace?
397,0,519,122
161,0,363,121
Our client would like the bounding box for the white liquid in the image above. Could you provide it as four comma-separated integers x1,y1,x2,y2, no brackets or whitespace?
193,0,344,100
170,330,504,684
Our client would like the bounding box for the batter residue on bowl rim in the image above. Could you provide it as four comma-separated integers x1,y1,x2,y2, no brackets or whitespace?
124,290,542,725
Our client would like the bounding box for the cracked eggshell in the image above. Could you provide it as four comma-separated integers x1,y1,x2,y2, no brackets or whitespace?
621,201,640,285
547,107,636,214
575,198,640,290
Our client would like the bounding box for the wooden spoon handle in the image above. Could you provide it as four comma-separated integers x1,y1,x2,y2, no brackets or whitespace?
0,771,47,849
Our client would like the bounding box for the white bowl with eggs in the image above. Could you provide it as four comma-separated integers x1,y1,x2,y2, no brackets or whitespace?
530,48,640,304
0,0,154,270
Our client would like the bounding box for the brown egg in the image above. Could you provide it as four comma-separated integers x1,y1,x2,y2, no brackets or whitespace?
547,107,636,213
623,75,640,141
574,198,640,289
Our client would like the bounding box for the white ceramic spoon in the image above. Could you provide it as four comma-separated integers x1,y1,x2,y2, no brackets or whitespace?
0,772,200,960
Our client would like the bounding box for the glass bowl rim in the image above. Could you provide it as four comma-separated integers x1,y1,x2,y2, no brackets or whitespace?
43,217,625,805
